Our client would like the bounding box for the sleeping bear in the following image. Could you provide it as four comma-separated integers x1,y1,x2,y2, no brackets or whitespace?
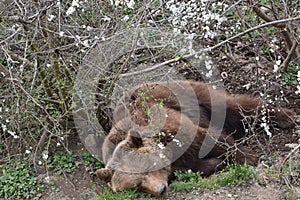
96,80,296,197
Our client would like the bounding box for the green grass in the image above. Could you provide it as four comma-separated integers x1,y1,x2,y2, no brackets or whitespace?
171,164,256,192
97,164,256,197
98,187,149,200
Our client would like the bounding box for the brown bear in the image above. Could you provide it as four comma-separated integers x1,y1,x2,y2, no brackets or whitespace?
96,81,296,197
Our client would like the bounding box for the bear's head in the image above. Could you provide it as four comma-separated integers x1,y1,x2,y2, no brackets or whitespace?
96,130,172,197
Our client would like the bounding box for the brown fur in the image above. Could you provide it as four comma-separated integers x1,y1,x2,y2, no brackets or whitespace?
96,81,296,196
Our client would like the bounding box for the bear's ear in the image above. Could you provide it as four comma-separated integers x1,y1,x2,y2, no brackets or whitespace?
127,130,143,148
96,168,114,183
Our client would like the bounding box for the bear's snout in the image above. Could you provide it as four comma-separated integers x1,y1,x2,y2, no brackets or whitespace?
141,174,169,197
157,183,167,196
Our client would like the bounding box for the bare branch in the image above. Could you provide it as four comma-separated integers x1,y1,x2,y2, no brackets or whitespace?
247,0,300,66
0,27,22,44
280,143,300,174
282,41,298,72
7,50,35,68
247,0,285,28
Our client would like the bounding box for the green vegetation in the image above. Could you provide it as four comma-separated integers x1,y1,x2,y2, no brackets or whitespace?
171,164,256,192
0,151,104,199
47,151,103,175
80,152,103,175
98,187,147,200
287,161,300,181
282,62,299,84
295,116,300,124
0,159,44,200
282,161,300,198
47,151,79,175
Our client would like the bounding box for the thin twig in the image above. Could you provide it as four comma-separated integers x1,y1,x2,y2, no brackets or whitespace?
10,78,52,118
7,50,35,68
0,27,22,44
33,130,48,173
280,143,300,174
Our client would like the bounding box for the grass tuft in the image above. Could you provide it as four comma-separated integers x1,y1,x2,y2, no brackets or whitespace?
171,164,256,192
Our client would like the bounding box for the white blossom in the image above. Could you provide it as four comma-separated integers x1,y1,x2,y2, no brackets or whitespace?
82,40,90,47
158,132,166,136
273,60,281,72
47,14,55,22
159,153,166,159
103,16,111,21
126,0,135,9
44,176,50,183
205,70,212,78
59,31,65,37
42,152,49,160
260,122,272,137
71,0,80,7
66,6,76,16
87,26,93,31
66,0,80,16
2,124,7,132
8,130,19,139
296,71,300,94
122,15,130,21
172,138,182,147
166,0,227,35
157,142,165,149
295,84,300,95
111,0,135,9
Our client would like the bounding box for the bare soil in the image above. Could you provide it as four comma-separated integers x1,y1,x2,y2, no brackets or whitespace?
39,159,298,200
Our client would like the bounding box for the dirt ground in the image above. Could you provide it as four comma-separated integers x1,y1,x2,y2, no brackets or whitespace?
39,159,299,200
40,178,287,200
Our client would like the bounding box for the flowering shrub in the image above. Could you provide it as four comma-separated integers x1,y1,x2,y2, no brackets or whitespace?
165,0,227,37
